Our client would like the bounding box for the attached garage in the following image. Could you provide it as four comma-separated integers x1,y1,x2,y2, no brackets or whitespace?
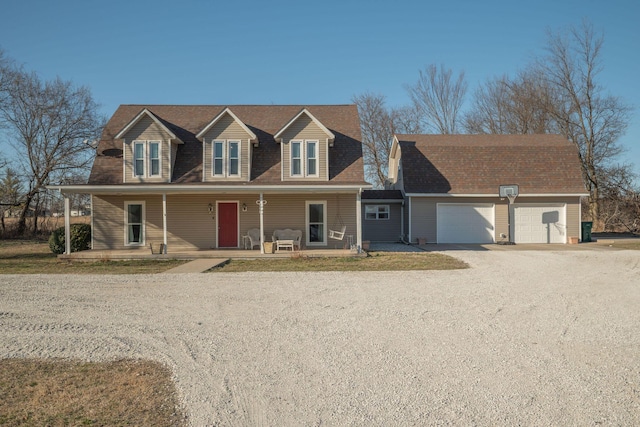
512,204,566,244
437,203,495,243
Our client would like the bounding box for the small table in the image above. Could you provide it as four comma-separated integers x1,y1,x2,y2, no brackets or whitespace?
242,235,251,249
276,239,294,251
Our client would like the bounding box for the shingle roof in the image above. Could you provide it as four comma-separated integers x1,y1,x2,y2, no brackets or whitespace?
89,104,366,186
396,134,586,195
361,190,404,200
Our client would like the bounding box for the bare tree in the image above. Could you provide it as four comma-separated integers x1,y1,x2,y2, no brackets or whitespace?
353,93,395,188
465,70,555,134
539,20,632,227
0,168,22,234
407,64,467,134
353,93,422,188
0,68,104,236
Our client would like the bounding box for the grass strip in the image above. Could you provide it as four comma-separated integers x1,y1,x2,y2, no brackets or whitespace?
0,359,185,427
212,251,468,272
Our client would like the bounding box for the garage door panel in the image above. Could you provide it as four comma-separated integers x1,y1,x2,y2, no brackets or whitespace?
513,205,566,244
437,204,495,244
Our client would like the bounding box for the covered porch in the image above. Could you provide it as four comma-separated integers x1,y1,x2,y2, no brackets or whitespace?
49,184,366,257
58,246,363,261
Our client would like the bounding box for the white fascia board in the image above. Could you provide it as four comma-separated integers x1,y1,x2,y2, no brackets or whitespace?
405,193,590,197
195,107,257,142
273,108,335,143
47,184,372,195
115,108,179,141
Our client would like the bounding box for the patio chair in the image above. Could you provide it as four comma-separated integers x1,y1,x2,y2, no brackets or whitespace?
247,228,261,250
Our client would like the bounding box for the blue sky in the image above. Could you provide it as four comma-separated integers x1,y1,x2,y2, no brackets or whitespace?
2,0,639,177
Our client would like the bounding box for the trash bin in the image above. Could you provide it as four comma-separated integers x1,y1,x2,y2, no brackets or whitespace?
581,221,593,242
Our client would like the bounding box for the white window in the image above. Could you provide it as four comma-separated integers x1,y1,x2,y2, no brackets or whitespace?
132,140,161,178
125,201,145,246
228,141,239,176
306,201,326,245
213,140,224,176
365,205,390,220
134,142,144,176
291,141,302,176
290,140,319,177
149,142,160,176
307,141,317,176
212,140,241,177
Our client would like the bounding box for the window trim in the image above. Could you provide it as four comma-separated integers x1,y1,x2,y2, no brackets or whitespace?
290,139,319,178
124,201,145,246
365,204,390,220
306,140,318,177
305,200,327,246
290,140,302,177
132,140,162,178
211,139,241,177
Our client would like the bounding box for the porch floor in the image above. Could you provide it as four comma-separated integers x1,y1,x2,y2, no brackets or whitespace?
59,247,363,261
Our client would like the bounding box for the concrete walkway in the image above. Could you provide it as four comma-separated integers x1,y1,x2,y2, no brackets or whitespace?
162,258,228,274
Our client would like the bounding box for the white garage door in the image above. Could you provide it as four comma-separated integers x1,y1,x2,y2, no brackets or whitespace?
512,204,566,244
437,204,495,243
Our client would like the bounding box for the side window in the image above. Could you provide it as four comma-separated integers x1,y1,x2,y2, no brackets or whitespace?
365,205,390,220
306,201,326,245
125,202,144,245
291,141,302,176
228,141,239,176
134,142,145,177
149,142,160,176
306,141,317,176
213,141,224,176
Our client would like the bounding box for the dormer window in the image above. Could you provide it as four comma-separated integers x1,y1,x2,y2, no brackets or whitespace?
290,140,318,178
133,140,161,178
212,140,240,177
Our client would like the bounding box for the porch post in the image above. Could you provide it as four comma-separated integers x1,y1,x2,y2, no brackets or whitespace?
64,195,71,255
356,189,362,251
259,192,264,254
162,193,167,254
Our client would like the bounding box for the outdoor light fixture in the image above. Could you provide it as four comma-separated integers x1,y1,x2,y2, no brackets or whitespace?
208,203,213,214
242,203,247,212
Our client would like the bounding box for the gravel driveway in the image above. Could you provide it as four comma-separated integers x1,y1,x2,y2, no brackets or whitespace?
2,250,639,425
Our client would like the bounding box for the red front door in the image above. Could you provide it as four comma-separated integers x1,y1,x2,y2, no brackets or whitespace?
218,202,238,247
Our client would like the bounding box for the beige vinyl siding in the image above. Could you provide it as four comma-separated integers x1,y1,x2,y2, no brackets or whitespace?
409,195,581,244
122,115,173,183
280,115,329,181
92,192,359,250
93,195,164,250
201,114,251,182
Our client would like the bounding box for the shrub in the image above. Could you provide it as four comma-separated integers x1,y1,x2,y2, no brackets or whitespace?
49,224,91,254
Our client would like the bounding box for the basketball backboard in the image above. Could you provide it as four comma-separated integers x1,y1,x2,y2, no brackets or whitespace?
499,184,519,198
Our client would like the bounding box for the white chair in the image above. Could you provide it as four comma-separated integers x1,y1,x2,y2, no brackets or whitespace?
247,228,261,250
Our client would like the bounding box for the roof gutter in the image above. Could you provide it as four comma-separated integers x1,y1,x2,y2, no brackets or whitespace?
47,183,372,195
405,192,589,197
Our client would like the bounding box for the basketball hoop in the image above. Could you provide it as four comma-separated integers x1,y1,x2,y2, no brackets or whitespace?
499,185,519,245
